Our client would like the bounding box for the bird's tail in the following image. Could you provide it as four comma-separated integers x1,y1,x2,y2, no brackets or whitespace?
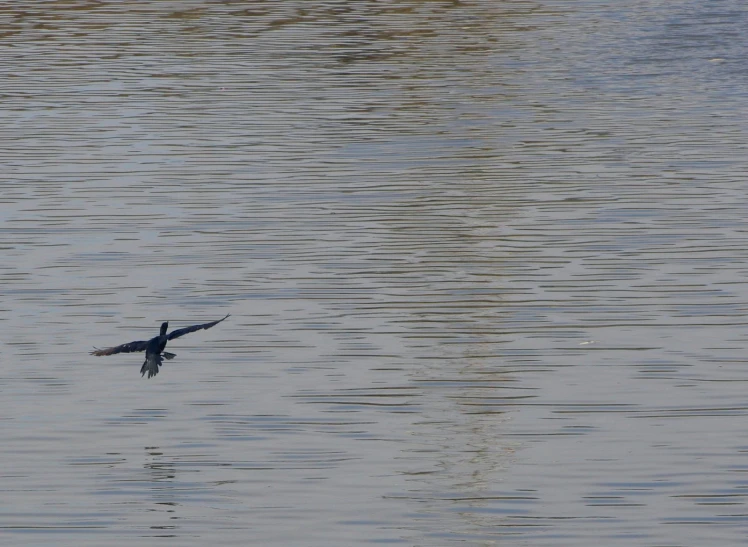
141,353,163,379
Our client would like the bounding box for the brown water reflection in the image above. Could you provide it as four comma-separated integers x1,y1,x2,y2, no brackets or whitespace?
3,0,748,545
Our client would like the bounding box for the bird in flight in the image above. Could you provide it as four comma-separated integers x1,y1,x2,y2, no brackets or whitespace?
90,314,230,378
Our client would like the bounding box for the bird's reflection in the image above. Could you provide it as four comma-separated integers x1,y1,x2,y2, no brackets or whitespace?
144,445,176,482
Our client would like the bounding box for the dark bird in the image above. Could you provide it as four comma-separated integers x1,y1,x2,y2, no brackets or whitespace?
90,314,230,378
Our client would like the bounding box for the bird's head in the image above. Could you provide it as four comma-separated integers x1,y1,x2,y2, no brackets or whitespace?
160,322,169,336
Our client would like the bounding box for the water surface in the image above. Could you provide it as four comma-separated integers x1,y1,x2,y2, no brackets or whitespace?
3,1,748,545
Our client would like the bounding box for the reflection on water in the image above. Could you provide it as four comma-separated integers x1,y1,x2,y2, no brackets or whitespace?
3,0,748,545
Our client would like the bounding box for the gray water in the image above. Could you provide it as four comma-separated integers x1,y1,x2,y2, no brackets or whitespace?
3,1,748,545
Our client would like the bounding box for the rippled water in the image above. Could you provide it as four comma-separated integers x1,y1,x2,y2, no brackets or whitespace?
4,1,748,545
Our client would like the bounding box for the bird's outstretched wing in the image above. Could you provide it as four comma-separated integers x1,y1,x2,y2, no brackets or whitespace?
90,340,149,356
167,314,230,341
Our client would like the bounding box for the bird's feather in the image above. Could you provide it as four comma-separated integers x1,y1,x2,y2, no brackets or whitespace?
141,353,163,378
90,340,149,356
167,314,230,341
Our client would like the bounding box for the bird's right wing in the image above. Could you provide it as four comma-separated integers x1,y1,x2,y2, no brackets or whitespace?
167,314,230,341
90,340,149,356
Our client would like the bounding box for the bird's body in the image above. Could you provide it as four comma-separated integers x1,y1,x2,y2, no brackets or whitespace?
91,314,230,378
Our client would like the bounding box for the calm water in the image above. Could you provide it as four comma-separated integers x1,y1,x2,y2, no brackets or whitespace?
3,1,748,545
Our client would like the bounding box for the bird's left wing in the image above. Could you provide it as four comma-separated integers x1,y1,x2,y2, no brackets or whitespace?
91,340,149,356
167,314,230,341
